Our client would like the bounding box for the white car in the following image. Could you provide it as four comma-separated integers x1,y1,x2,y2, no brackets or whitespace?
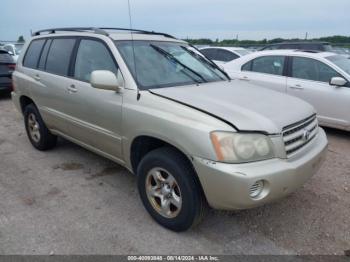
199,47,251,65
224,50,350,131
1,43,24,62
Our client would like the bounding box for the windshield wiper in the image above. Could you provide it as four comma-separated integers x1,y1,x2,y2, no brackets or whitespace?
150,44,207,83
183,45,231,81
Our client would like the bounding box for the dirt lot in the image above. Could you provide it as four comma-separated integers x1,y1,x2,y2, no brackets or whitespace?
0,94,349,255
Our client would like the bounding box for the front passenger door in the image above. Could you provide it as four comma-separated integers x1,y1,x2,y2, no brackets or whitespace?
287,56,350,128
65,38,124,161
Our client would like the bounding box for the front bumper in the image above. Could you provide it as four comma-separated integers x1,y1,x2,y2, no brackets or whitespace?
193,128,328,210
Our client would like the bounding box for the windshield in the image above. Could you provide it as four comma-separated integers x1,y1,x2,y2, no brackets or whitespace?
324,44,333,52
326,55,350,74
234,49,251,56
116,40,228,89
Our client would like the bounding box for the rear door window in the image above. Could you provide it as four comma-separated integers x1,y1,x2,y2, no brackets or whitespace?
38,39,52,70
250,56,286,76
200,48,218,61
46,38,76,76
23,39,46,68
216,49,239,62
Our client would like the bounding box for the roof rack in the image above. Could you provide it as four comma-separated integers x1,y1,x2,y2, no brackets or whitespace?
32,27,177,39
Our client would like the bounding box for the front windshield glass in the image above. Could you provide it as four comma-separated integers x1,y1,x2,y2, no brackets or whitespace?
326,55,350,74
234,49,251,56
116,40,228,89
324,44,333,52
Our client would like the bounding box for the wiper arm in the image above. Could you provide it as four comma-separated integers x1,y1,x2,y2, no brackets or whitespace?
185,45,231,81
150,44,207,83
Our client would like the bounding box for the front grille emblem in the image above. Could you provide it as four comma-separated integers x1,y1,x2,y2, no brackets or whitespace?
302,129,311,142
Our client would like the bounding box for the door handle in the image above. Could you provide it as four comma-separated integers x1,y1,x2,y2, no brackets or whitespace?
34,74,40,81
239,76,250,81
67,84,78,93
289,84,304,89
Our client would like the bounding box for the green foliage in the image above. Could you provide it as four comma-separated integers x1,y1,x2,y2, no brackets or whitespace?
185,35,350,47
17,35,25,43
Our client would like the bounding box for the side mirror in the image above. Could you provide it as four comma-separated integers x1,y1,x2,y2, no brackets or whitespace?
90,70,121,92
329,77,347,87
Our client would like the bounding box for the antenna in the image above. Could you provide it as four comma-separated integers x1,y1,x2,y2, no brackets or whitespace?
127,0,140,100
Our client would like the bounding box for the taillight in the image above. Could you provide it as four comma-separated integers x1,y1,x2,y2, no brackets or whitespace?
8,64,16,70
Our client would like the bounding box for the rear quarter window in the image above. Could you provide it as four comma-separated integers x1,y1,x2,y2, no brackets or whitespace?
23,39,46,68
241,61,252,71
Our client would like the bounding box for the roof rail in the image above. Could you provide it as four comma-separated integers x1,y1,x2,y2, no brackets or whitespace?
33,27,109,36
32,27,177,39
295,50,322,53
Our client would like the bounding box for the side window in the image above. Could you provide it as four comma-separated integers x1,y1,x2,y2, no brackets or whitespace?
38,39,52,70
200,49,217,60
23,39,46,68
73,39,118,82
291,57,341,83
242,61,252,71
216,49,239,62
46,38,76,76
251,56,285,76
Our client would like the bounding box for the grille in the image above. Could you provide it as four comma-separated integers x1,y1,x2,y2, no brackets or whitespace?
282,114,318,157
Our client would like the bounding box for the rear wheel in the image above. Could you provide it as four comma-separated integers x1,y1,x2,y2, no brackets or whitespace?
137,147,206,231
24,104,57,150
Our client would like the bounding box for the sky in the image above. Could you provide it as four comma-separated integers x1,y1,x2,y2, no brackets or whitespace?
0,0,349,41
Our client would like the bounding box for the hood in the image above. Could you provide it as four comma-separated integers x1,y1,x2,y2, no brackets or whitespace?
150,80,315,134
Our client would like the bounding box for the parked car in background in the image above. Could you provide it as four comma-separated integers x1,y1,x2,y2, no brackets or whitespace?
332,47,350,57
1,43,24,62
12,28,327,231
0,50,15,94
199,47,251,65
224,50,350,131
259,42,333,52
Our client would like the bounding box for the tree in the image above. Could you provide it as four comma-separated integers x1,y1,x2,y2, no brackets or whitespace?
17,36,25,43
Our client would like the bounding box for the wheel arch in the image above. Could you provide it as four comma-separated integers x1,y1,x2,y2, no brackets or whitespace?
19,95,36,113
129,134,208,204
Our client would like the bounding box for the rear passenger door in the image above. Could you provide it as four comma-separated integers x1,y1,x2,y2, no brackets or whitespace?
33,37,77,133
238,55,288,93
64,38,124,160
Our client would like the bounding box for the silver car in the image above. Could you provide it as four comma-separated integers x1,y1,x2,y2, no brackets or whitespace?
12,28,328,231
224,50,350,131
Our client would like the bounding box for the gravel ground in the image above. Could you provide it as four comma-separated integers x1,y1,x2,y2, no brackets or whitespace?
0,95,349,255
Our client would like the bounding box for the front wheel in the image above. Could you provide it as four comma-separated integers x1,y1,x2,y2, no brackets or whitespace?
137,147,206,231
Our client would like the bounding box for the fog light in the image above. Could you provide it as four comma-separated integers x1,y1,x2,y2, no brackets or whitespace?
250,180,264,198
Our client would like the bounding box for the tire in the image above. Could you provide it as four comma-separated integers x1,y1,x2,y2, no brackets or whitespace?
137,147,206,231
24,103,57,150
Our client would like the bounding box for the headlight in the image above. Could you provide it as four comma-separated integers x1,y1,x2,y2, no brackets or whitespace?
210,131,275,163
